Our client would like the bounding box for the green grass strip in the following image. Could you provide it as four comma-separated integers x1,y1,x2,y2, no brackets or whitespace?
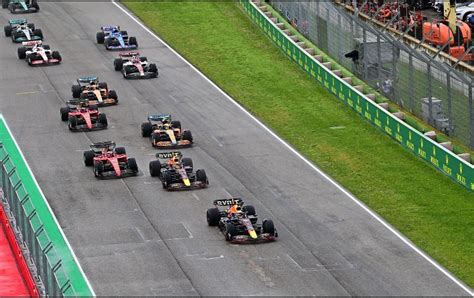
124,1,473,286
0,116,94,296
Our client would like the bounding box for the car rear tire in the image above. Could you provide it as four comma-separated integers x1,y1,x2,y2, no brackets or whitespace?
149,160,162,177
243,205,256,216
98,82,108,90
60,107,70,121
129,36,138,47
171,120,181,130
4,25,12,37
18,47,26,59
262,219,275,236
83,150,95,166
33,28,43,39
114,58,123,71
98,113,108,127
2,0,8,9
128,158,138,172
96,31,105,44
139,56,148,62
115,147,126,155
108,90,118,100
196,169,208,184
71,84,82,98
141,122,153,137
68,116,77,130
207,208,221,226
182,157,193,170
225,223,236,241
182,130,193,142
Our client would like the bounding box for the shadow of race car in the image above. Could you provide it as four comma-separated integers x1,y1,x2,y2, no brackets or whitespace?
83,141,138,178
96,25,137,50
207,198,278,243
17,41,61,66
69,76,118,107
141,114,193,148
4,18,42,42
149,151,208,191
114,52,158,79
60,100,108,131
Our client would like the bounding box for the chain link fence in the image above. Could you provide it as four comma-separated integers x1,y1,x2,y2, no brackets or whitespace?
0,144,76,297
268,0,474,149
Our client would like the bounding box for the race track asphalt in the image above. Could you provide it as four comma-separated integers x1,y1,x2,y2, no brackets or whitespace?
0,2,469,296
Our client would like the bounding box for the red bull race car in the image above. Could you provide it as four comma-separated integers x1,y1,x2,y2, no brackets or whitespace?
149,151,208,191
83,141,138,178
17,41,61,66
70,77,118,107
141,114,193,148
207,198,277,243
114,52,158,79
96,25,138,50
59,100,108,131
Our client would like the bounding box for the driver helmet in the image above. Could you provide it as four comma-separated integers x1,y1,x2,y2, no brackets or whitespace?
235,210,244,219
172,156,180,163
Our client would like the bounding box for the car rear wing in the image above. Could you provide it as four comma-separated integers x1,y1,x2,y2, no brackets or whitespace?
155,151,182,159
78,76,98,84
101,25,120,32
90,141,115,151
148,114,171,122
119,51,140,58
9,18,27,25
213,198,244,207
22,40,41,48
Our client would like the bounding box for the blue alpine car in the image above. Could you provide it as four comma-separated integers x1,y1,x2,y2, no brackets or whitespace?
96,26,138,50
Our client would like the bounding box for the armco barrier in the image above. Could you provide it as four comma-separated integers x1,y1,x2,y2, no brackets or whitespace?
240,0,474,190
0,115,94,296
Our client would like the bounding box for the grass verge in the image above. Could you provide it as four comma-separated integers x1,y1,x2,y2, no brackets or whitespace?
124,1,473,287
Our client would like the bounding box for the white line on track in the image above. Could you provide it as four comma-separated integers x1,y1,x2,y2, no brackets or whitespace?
192,193,200,201
112,2,473,295
15,91,37,96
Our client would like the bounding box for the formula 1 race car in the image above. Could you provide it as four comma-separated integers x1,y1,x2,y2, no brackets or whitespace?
207,198,277,243
2,0,39,13
83,141,138,178
149,151,208,191
59,100,108,131
96,26,138,50
114,52,158,79
69,77,118,107
4,19,42,42
141,114,193,148
17,41,61,65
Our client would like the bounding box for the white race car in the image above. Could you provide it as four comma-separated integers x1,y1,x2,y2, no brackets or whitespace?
17,40,61,66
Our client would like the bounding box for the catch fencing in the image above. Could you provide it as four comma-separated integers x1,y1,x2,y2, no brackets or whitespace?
268,0,474,149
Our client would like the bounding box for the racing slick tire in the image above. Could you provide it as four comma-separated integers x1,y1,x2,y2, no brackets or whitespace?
206,208,220,226
243,205,256,216
171,120,181,130
42,44,50,50
17,47,26,59
71,84,82,98
196,169,207,184
262,219,275,236
4,25,12,37
94,163,104,177
114,58,123,71
149,160,162,177
52,51,61,62
98,82,108,91
120,30,128,36
2,0,8,9
161,171,173,190
148,63,158,77
33,28,43,39
60,107,70,121
32,0,39,11
108,90,118,100
139,56,148,62
96,31,105,44
182,130,193,142
141,122,153,137
98,113,108,127
224,223,237,241
83,150,95,167
115,147,126,155
182,157,193,171
128,158,138,173
68,116,78,130
128,36,138,47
